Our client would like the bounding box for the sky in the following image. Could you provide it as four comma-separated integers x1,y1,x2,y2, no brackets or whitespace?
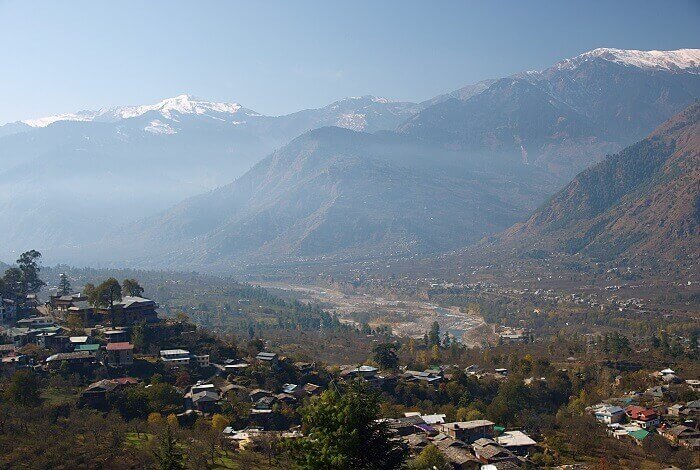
1,0,699,124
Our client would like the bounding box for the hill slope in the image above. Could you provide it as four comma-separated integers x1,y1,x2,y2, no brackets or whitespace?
495,102,700,264
100,127,552,269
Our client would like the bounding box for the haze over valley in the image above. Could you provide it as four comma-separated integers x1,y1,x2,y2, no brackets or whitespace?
2,48,698,272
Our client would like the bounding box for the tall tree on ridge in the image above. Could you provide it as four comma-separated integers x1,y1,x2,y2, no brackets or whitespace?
58,273,72,295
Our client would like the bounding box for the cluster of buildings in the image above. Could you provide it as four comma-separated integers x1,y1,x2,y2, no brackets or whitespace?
50,293,159,326
381,414,537,468
589,367,700,451
0,290,162,373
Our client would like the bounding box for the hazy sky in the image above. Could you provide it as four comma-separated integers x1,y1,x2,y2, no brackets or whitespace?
1,0,699,124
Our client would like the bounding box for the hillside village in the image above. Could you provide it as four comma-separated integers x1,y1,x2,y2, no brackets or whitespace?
0,256,698,469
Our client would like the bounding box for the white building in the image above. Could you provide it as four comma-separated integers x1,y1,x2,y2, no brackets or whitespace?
592,404,626,424
160,349,191,365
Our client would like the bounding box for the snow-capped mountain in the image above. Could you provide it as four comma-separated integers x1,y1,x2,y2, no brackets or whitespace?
554,48,700,73
401,48,700,178
0,93,418,262
21,94,255,131
9,94,416,135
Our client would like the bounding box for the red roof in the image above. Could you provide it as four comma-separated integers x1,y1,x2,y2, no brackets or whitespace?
113,377,139,385
626,405,657,420
106,342,134,351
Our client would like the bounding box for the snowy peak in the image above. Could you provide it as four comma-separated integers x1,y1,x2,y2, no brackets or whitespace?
22,95,246,128
555,48,700,73
113,94,243,120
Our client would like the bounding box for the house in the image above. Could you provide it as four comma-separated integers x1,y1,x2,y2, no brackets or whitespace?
382,415,426,437
496,430,536,456
404,369,443,384
254,396,277,410
472,438,518,464
627,428,650,445
224,363,250,375
662,374,682,384
685,379,700,392
275,393,297,405
249,389,273,402
659,425,700,448
300,383,322,396
104,329,129,343
160,349,192,366
403,433,430,452
190,391,220,413
50,293,87,313
294,362,315,374
592,404,626,424
340,365,380,382
191,382,217,395
66,301,94,326
685,399,700,414
1,354,31,372
0,344,16,357
69,336,89,346
498,333,528,344
94,296,159,326
626,406,660,429
645,385,667,399
45,350,95,369
35,332,70,351
105,342,134,366
75,343,101,354
667,404,685,416
404,412,446,425
440,446,480,469
80,377,138,407
437,420,495,444
465,364,481,375
194,354,210,368
255,352,279,366
281,383,299,394
17,316,55,328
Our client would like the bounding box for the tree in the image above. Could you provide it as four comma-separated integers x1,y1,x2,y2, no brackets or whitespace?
16,250,45,296
4,370,42,406
148,412,164,428
58,273,72,295
166,414,179,429
428,321,440,346
211,414,228,433
373,343,399,370
1,268,23,302
87,278,122,325
292,382,408,469
407,444,450,469
147,383,182,414
88,278,122,308
122,279,145,297
152,425,184,470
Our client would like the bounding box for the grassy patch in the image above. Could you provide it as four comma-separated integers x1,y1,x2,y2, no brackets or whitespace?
41,386,77,406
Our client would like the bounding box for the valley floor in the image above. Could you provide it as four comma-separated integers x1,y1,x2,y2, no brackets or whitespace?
256,281,488,347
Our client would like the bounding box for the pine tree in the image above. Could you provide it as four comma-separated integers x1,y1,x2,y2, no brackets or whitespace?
153,425,183,470
58,273,71,295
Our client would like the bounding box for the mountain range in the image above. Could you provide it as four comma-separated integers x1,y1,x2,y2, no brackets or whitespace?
491,102,699,266
1,47,698,268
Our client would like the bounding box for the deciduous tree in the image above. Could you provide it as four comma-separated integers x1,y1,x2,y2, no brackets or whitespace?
292,381,407,469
